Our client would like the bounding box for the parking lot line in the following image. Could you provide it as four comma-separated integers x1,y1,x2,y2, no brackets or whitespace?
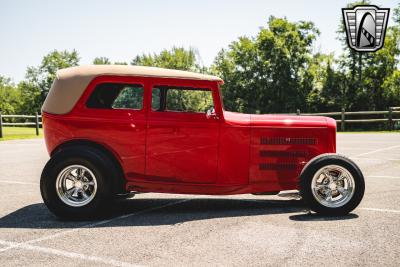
366,175,400,179
0,198,191,253
0,180,38,185
354,145,400,157
360,208,400,214
351,157,400,162
0,240,141,267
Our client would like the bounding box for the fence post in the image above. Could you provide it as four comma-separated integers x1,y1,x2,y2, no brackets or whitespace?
296,109,300,115
35,112,39,136
388,107,393,131
0,112,3,138
341,108,345,132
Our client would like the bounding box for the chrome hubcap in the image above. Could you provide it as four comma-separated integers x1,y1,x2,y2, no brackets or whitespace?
311,165,355,208
56,165,97,207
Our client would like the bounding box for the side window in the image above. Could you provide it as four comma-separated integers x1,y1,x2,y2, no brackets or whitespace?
112,86,143,109
151,88,161,111
151,86,213,113
86,83,143,110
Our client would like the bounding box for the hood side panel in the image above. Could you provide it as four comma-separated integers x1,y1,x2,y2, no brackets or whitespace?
250,127,329,191
223,111,251,126
250,114,328,127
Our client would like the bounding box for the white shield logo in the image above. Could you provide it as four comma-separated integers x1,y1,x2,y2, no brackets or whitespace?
342,5,390,52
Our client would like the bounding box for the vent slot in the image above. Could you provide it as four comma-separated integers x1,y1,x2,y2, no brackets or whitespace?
260,137,317,145
259,163,297,170
259,150,308,157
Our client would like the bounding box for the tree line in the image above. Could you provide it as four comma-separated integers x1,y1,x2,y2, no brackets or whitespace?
1,1,399,115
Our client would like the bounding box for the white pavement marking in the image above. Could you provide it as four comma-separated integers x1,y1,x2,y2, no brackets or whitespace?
0,198,191,253
351,157,400,162
337,147,374,150
0,143,41,146
360,208,400,214
354,145,400,157
366,175,400,179
0,240,142,267
0,180,38,185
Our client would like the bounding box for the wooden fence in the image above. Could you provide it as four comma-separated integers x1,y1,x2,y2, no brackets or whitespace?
297,107,400,131
0,112,42,138
0,107,399,138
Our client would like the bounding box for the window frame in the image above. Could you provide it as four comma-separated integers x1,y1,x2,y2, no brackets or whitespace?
146,78,223,122
151,85,215,114
85,82,145,111
76,76,148,119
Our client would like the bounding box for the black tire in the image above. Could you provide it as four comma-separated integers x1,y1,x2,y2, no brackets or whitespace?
40,146,118,219
299,153,365,216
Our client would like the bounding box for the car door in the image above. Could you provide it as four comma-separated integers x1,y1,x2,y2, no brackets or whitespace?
80,76,147,181
145,79,220,184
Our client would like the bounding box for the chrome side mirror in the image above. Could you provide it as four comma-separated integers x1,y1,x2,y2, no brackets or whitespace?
206,107,219,120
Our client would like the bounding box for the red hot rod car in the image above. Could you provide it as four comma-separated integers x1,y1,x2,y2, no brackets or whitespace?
40,65,365,218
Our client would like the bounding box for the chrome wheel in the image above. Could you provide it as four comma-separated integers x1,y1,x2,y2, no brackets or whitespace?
56,165,97,207
311,165,355,208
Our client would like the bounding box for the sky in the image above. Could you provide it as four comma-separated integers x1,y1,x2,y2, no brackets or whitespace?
0,0,398,82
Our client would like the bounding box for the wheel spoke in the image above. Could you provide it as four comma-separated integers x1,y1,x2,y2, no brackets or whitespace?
315,184,327,190
66,187,79,198
72,188,79,198
66,187,75,196
336,173,346,182
337,186,346,195
77,168,85,178
323,170,333,182
81,190,90,200
325,190,332,202
66,174,76,182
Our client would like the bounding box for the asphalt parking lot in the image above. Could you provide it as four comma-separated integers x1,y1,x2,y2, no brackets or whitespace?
0,133,399,267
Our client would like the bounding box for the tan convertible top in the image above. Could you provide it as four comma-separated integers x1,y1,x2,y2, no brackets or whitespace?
42,65,223,115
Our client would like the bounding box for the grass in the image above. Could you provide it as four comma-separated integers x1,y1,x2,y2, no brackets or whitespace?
0,126,43,141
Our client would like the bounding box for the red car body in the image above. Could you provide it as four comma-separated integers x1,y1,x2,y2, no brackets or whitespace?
42,70,337,196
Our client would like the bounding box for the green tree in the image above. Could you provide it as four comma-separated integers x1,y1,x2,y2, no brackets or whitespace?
382,3,400,108
382,70,400,107
93,57,111,65
212,16,319,113
93,57,128,65
17,81,41,115
131,47,203,72
306,53,348,112
0,76,22,114
20,49,80,112
336,1,369,111
364,26,400,110
394,3,400,24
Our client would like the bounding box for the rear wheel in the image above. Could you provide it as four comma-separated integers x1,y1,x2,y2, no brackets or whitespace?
40,146,117,219
300,154,365,215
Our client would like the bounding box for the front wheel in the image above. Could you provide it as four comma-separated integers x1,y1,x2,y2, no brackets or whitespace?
299,154,365,216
